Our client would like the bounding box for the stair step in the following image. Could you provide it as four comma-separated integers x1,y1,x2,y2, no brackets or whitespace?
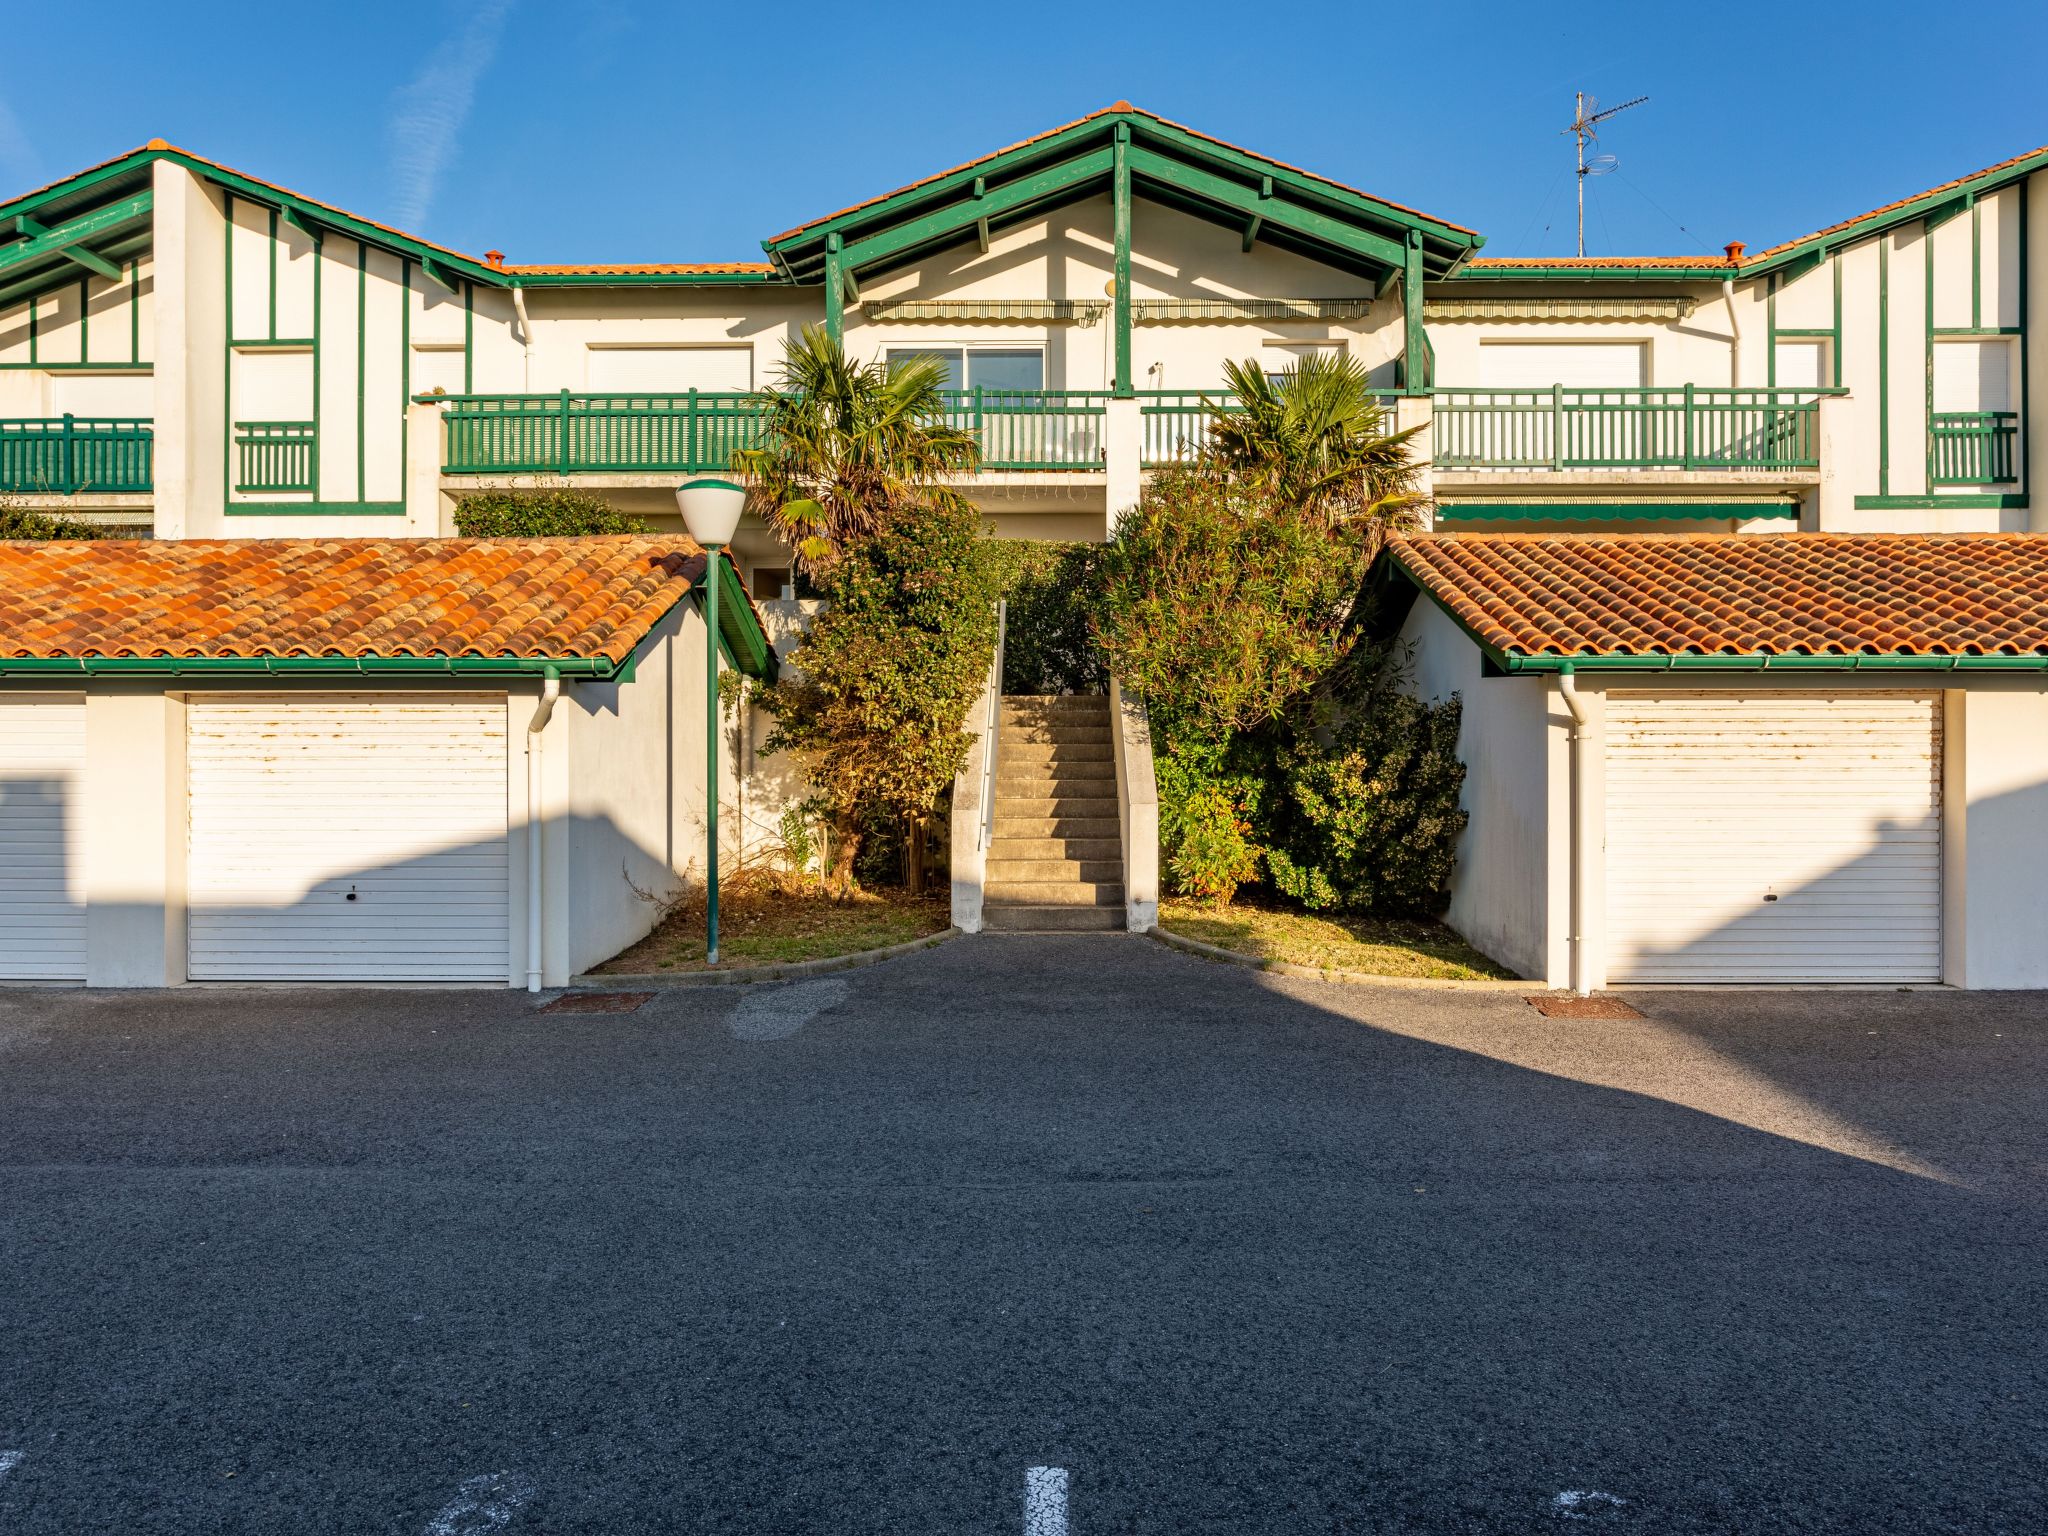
1002,694,1110,712
986,836,1123,862
998,763,1116,786
1002,740,1114,764
995,795,1118,819
987,881,1124,908
987,857,1124,883
984,904,1125,933
992,816,1122,841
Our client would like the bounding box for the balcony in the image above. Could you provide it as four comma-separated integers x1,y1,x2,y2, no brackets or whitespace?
1929,411,2019,485
433,389,1126,477
1432,387,1823,473
234,421,317,494
0,416,153,494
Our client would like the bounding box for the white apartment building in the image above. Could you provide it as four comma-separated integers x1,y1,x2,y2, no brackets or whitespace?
5,103,2040,588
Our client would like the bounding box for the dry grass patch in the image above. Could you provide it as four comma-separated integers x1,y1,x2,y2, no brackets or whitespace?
598,881,950,974
1161,897,1513,981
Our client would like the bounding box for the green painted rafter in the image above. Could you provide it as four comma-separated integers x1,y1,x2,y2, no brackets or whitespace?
0,192,152,279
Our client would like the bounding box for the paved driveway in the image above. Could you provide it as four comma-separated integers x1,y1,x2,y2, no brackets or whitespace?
1,936,2044,1534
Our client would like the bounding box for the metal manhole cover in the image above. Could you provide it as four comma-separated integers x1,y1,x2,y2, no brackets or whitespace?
1525,994,1644,1020
540,991,654,1015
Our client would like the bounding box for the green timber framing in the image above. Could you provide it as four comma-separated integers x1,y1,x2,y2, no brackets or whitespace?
1384,556,2048,676
0,554,777,684
761,105,1483,395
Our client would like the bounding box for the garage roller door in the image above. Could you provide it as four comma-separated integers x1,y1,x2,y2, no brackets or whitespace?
1605,692,1941,984
0,695,87,981
187,695,510,982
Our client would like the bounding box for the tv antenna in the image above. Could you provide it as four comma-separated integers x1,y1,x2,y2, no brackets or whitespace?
1564,91,1648,257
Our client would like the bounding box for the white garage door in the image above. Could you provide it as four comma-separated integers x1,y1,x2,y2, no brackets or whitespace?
187,695,510,982
0,696,87,981
1605,692,1942,984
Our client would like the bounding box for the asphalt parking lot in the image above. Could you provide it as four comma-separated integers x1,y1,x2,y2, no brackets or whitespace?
2,934,2044,1534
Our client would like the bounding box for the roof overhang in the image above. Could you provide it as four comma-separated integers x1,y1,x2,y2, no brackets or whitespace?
763,106,1483,289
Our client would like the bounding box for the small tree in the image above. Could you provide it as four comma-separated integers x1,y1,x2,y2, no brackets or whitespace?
758,494,999,895
735,326,981,576
980,538,1106,695
452,488,647,537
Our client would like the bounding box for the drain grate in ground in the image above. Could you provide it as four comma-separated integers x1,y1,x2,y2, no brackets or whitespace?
1526,994,1644,1020
540,991,654,1015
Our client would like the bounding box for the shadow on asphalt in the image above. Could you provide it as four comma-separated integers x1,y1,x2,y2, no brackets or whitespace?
0,933,2042,1533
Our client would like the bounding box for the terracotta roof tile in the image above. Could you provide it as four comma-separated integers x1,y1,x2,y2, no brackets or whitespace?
0,537,727,665
504,262,776,276
1388,532,2048,658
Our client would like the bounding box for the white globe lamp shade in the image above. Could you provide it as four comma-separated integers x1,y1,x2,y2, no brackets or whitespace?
674,477,746,547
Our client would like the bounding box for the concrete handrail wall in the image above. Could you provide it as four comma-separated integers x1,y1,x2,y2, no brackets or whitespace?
1109,676,1160,932
950,631,1004,934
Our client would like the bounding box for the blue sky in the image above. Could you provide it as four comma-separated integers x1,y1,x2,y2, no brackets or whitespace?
3,0,2044,265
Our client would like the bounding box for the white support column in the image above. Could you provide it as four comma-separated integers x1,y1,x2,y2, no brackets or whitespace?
1109,676,1158,933
82,689,187,986
1395,393,1436,529
406,399,452,533
149,159,229,541
1103,395,1142,536
1812,392,1854,531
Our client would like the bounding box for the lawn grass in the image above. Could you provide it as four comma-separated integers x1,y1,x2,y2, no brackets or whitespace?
1160,897,1514,981
596,885,951,973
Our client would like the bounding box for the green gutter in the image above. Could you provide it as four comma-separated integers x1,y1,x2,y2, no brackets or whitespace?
1497,652,2048,675
0,655,627,680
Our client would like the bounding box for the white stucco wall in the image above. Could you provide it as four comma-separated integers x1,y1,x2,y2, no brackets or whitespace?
1947,684,2048,989
1398,598,1558,981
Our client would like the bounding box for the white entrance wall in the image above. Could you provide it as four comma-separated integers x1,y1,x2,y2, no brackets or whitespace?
0,695,88,980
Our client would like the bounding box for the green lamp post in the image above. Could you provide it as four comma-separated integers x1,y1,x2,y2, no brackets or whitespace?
675,476,747,964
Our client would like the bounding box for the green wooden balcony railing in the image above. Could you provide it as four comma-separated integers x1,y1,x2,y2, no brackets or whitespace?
1929,411,2019,485
434,391,768,477
1432,386,1822,471
0,416,153,494
935,388,1109,469
431,389,1126,475
234,421,317,494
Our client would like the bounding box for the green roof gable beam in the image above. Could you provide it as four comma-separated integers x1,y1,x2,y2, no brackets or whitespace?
0,192,152,279
1921,193,1972,234
1120,144,1407,273
0,234,152,311
13,214,122,280
419,256,461,295
0,150,158,229
833,146,1117,275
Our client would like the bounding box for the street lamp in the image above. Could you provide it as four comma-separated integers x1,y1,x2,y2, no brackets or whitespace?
675,476,747,964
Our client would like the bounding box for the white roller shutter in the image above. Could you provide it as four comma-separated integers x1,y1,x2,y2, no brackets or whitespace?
187,694,510,982
1605,692,1942,984
1476,342,1647,388
0,695,87,981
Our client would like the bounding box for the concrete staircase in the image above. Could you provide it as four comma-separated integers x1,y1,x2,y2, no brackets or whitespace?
985,695,1125,933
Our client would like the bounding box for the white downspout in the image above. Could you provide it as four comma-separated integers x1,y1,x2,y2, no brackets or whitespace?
525,669,561,992
1556,665,1595,996
511,286,534,391
1722,276,1743,387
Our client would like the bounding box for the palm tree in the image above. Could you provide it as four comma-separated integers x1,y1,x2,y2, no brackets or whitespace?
1206,351,1426,531
734,326,981,573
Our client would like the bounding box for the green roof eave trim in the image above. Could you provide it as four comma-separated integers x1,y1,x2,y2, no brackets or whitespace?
0,655,630,680
689,551,779,682
506,269,789,289
1447,265,1739,284
763,109,1482,284
1386,555,2048,676
1435,502,1798,524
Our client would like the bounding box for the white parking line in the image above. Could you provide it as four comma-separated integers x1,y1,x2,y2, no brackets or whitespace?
424,1470,535,1534
0,1450,22,1483
1024,1465,1069,1536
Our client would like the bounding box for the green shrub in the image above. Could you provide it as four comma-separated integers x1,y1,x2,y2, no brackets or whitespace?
1166,779,1261,904
1260,667,1468,914
760,494,1000,893
0,499,116,540
981,538,1106,695
1091,466,1372,745
452,488,648,538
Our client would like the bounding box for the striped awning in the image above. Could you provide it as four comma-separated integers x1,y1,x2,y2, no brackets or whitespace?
859,296,1373,323
1423,296,1699,322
